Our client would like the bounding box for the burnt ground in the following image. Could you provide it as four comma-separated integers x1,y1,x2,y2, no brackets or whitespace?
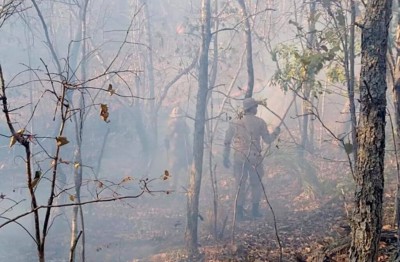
1,145,399,262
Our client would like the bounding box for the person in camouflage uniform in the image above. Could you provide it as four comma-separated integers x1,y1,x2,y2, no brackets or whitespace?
165,107,192,190
223,97,280,220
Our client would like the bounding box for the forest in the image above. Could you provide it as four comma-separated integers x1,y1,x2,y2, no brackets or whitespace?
0,0,396,261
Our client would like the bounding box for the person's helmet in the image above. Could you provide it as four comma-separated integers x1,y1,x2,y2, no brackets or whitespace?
170,107,184,118
243,97,259,111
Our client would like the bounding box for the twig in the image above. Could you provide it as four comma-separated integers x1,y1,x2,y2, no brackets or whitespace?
69,230,83,262
255,167,283,262
0,188,163,229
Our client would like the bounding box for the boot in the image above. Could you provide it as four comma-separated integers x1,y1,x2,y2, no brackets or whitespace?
252,203,262,218
236,205,245,221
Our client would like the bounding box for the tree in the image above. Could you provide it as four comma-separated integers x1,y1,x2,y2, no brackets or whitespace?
321,0,359,164
301,0,317,154
186,0,211,258
237,0,254,98
390,0,400,252
0,1,157,261
349,0,392,260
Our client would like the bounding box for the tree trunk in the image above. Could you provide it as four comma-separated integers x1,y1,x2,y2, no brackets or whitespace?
69,2,89,261
141,0,157,166
207,0,219,240
349,1,392,261
348,0,358,161
237,0,254,98
186,0,211,257
393,0,400,249
300,0,316,156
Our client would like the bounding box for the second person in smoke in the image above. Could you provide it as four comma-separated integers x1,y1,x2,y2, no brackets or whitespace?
164,107,192,191
223,97,280,220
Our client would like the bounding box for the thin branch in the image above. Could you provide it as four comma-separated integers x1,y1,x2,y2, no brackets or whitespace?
155,50,200,112
0,215,37,244
0,188,166,229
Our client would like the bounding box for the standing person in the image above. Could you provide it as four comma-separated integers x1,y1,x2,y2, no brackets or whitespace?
223,97,280,220
164,107,192,191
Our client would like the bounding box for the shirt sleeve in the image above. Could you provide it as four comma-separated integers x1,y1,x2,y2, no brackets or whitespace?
260,120,273,144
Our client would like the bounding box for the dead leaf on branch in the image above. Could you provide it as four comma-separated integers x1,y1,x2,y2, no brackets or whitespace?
107,84,116,96
100,104,110,122
69,195,75,202
163,170,170,180
121,176,133,183
9,128,25,148
56,136,69,147
30,170,41,189
74,162,80,169
9,136,16,148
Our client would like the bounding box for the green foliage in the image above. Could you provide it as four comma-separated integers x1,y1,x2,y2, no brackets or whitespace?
270,10,358,95
326,63,346,84
270,42,338,93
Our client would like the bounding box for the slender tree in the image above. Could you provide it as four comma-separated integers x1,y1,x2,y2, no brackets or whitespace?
300,0,317,155
322,0,358,161
69,1,90,261
392,0,400,248
141,0,157,162
237,0,254,98
186,0,211,257
349,0,392,260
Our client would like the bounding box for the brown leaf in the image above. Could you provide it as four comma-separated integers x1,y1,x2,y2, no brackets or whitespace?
163,170,170,180
107,84,116,96
69,195,75,202
121,176,133,183
9,136,16,148
9,128,25,148
56,136,69,147
100,104,110,122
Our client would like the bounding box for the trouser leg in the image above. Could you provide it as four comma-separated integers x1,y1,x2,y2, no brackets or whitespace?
233,159,248,208
249,163,264,217
249,163,264,204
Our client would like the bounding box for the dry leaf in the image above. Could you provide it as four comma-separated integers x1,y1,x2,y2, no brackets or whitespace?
69,195,75,202
9,136,16,148
163,170,170,180
97,181,104,188
74,162,80,169
56,136,69,147
9,128,25,148
30,171,41,189
121,176,133,183
107,84,116,96
100,104,110,122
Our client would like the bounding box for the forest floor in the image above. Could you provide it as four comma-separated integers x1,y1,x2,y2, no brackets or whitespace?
1,146,399,262
63,156,393,262
127,152,400,262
